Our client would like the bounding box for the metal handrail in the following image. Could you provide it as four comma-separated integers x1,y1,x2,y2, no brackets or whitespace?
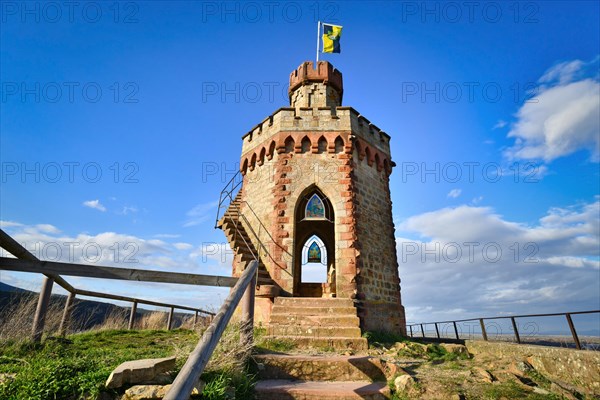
406,309,600,350
214,171,243,229
236,201,291,272
214,171,291,273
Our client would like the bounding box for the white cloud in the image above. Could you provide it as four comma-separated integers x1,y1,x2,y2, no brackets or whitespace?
397,197,600,323
174,242,193,250
35,224,60,234
0,220,23,228
184,201,218,227
154,233,181,239
493,120,507,129
83,199,106,212
119,206,138,215
447,189,462,198
0,221,232,273
539,60,585,85
505,58,600,163
471,196,483,205
190,242,234,269
0,221,235,310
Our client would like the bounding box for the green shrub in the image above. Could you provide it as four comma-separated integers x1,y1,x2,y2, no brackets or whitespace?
362,331,405,346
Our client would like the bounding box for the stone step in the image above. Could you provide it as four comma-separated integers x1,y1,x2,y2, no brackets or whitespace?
261,336,368,351
268,325,362,338
271,305,357,317
253,354,387,382
275,297,354,308
269,314,361,327
254,380,389,400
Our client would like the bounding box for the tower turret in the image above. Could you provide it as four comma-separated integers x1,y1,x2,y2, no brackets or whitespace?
288,61,343,108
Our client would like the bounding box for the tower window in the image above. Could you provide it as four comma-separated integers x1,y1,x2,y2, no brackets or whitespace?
305,193,326,219
307,241,321,263
301,234,328,282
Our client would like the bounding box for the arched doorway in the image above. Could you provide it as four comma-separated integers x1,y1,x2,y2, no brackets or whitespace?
294,188,335,297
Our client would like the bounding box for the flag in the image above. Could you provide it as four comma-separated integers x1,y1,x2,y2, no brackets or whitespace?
322,23,342,53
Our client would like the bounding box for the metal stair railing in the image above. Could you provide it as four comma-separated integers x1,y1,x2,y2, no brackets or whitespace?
215,171,291,274
214,171,243,229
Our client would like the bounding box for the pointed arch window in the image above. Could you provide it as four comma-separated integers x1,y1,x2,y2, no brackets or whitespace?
301,235,327,282
305,193,325,219
307,242,321,263
301,235,327,266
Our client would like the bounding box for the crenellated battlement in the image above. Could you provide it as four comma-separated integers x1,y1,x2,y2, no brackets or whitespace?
241,106,392,157
288,61,343,107
288,61,343,98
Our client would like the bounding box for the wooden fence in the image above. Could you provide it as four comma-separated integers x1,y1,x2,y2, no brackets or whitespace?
0,229,221,340
0,224,259,399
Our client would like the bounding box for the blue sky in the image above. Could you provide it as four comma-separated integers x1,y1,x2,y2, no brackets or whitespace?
1,1,599,334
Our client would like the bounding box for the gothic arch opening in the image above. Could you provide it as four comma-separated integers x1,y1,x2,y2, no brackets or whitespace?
334,136,344,153
301,136,311,153
317,136,327,154
300,234,328,283
284,136,295,153
293,187,335,297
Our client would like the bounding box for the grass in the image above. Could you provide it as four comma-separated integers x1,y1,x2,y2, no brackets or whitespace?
482,381,561,400
425,343,469,362
0,324,257,400
254,337,296,353
0,329,198,399
0,295,64,342
362,330,405,346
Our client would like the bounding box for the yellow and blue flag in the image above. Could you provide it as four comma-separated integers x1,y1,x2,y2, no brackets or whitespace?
322,23,342,54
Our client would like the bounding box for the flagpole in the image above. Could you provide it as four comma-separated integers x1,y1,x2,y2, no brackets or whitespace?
316,20,320,63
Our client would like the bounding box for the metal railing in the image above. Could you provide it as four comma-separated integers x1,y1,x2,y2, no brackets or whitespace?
214,170,243,229
406,310,600,350
215,171,291,273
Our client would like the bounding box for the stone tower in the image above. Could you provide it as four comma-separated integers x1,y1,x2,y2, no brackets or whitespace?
218,61,406,334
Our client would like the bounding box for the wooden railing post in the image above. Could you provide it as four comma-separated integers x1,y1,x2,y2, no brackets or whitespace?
434,323,440,339
409,325,413,337
479,319,488,341
128,301,138,330
565,313,581,350
420,323,425,338
511,317,521,344
240,267,257,346
59,291,76,336
32,276,54,342
193,311,198,329
167,307,175,330
453,321,460,340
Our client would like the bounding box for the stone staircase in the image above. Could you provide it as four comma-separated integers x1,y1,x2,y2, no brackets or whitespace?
263,297,368,351
217,192,278,296
253,353,391,399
